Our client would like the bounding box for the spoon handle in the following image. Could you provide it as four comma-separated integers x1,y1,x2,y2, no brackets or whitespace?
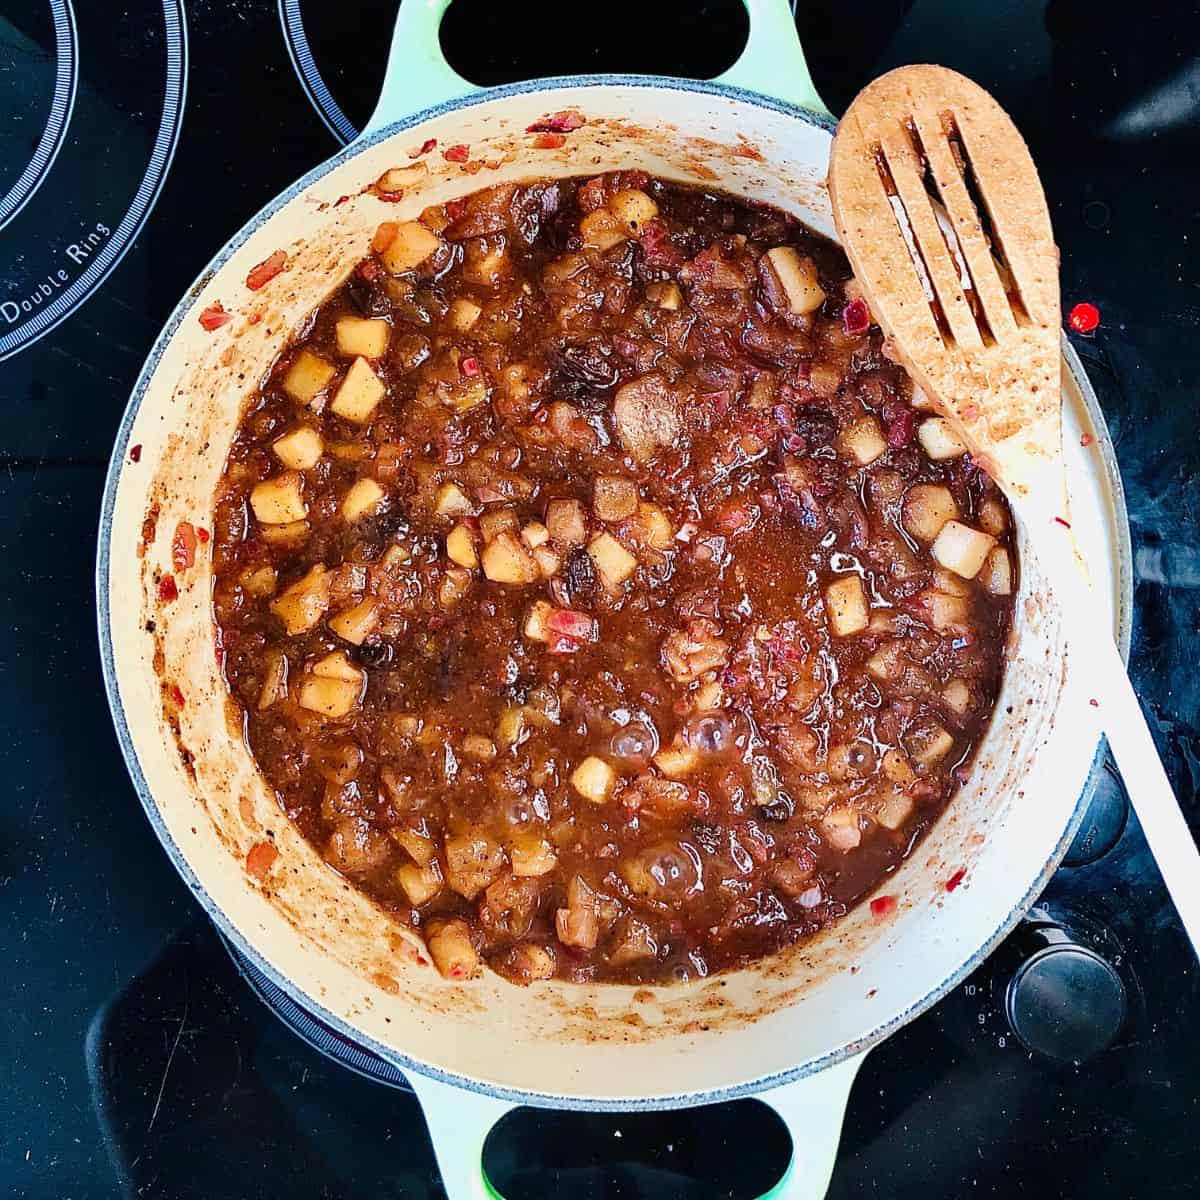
1040,527,1200,954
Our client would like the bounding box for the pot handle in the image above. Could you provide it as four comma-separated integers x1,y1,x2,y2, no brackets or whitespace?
362,0,830,139
752,1052,866,1199
363,0,477,139
714,0,831,117
406,1071,512,1200
406,1051,865,1200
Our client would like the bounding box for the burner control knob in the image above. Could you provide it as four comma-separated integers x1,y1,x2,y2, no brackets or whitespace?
1004,917,1127,1064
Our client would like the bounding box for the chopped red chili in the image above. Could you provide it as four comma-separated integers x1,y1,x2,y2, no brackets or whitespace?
1080,432,1094,448
157,574,179,603
129,444,142,463
246,250,287,291
198,302,232,331
410,137,437,158
172,522,198,572
1068,302,1100,334
526,111,585,133
842,298,870,335
945,868,966,892
443,144,470,163
870,895,897,918
371,222,400,254
246,841,279,880
533,133,567,150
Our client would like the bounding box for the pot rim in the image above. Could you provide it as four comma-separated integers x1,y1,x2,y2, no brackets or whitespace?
96,72,1127,1110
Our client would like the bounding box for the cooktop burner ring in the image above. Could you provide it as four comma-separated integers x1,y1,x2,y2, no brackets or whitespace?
218,930,415,1093
0,0,77,233
0,1,187,361
278,0,358,145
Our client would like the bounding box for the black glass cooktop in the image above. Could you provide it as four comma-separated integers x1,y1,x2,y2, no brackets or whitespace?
3,1,1198,1197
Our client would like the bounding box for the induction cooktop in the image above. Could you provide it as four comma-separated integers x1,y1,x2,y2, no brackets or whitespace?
3,2,1198,1197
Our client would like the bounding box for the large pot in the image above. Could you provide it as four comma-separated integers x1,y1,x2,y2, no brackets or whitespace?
97,2,1132,1195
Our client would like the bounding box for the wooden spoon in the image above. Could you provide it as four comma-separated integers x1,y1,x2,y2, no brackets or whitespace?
829,64,1200,953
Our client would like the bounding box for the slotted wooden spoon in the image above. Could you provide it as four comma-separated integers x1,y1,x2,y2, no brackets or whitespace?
829,64,1200,953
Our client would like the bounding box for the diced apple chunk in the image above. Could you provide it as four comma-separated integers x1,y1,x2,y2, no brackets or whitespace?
588,532,637,590
462,240,510,287
822,806,862,851
533,545,560,577
981,546,1013,595
270,564,330,635
257,650,288,710
445,298,482,332
335,316,390,359
331,357,386,423
521,522,550,549
460,734,496,761
942,678,972,716
426,918,480,980
645,281,682,311
825,575,869,637
496,705,528,747
764,247,826,315
931,521,996,580
312,651,363,682
917,588,971,632
259,520,309,547
881,748,915,785
502,362,536,404
593,475,638,521
395,860,443,907
633,502,673,550
481,531,538,584
524,600,553,642
580,209,627,251
374,163,428,194
328,598,378,645
297,674,361,718
438,567,472,607
282,349,336,405
933,567,971,597
545,498,586,545
902,484,958,543
273,425,324,470
443,834,505,899
509,834,558,877
435,482,472,517
653,742,699,779
876,793,915,831
918,417,967,460
571,756,616,803
393,826,437,867
446,523,478,568
380,221,442,274
608,188,659,233
341,478,384,522
978,497,1008,536
909,724,955,767
242,565,277,597
250,473,307,525
840,417,887,466
479,508,518,541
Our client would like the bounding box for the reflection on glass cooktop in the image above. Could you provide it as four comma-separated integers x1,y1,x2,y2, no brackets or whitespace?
3,1,1198,1197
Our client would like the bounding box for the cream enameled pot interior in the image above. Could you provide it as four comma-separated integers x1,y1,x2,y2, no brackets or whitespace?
102,82,1118,1106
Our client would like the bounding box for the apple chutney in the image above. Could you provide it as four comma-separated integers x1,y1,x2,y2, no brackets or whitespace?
211,171,1016,985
